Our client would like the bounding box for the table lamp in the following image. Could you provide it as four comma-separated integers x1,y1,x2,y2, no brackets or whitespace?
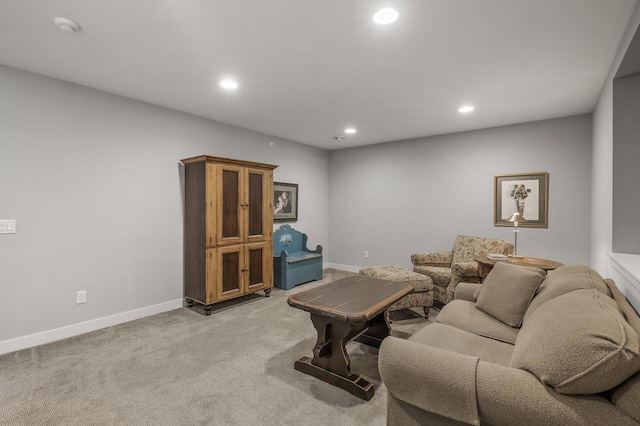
506,212,527,258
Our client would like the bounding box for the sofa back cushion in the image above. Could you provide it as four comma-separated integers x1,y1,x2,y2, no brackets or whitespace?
474,262,545,327
523,265,611,324
511,289,640,394
473,264,547,300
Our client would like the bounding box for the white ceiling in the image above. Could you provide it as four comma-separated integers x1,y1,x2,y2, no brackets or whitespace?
1,0,638,150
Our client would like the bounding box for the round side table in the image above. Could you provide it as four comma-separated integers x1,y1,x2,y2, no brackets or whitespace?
474,255,564,281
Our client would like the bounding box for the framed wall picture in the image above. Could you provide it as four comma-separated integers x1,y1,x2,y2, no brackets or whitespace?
273,182,298,222
494,172,548,228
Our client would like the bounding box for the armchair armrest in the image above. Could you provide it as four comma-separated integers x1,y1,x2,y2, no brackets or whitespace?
455,282,482,301
379,337,480,425
410,251,453,267
451,261,479,278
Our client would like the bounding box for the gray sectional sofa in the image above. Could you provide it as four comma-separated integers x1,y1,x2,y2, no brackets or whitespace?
379,263,640,425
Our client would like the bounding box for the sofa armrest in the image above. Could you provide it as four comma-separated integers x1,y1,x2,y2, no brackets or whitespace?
475,361,638,426
410,251,453,267
379,337,480,425
455,283,481,301
452,261,479,278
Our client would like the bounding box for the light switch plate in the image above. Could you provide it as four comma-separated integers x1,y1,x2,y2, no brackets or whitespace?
0,220,16,234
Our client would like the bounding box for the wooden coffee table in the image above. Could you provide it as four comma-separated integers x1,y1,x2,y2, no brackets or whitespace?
287,275,413,400
474,255,564,280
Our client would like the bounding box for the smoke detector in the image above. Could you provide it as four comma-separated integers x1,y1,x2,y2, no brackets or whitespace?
54,17,80,33
333,135,345,141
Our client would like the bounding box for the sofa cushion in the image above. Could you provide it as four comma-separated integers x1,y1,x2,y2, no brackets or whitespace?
523,265,611,323
511,289,640,394
413,265,451,288
436,299,519,345
451,261,479,278
475,262,544,327
473,264,547,300
411,322,514,366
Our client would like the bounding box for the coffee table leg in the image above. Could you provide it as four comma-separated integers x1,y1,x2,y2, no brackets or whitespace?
354,311,390,348
294,313,375,401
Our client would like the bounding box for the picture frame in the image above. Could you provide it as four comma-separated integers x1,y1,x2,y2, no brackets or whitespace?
273,182,298,222
494,172,548,228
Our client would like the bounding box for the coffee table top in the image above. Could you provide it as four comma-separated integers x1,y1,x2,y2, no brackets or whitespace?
287,275,413,323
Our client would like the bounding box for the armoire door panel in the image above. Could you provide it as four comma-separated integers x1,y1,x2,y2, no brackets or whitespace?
247,168,273,243
247,171,264,238
217,246,245,301
246,242,272,292
221,169,240,239
248,246,263,287
216,164,246,245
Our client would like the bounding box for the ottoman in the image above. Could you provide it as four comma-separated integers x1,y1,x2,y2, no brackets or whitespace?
359,265,434,320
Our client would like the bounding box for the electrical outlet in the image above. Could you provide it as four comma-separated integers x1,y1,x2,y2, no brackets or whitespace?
364,251,369,259
0,219,16,234
76,290,86,304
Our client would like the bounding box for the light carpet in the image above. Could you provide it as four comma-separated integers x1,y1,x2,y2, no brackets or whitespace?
0,270,437,425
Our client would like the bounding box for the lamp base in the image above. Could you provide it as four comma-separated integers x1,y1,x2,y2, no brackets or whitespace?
508,254,524,259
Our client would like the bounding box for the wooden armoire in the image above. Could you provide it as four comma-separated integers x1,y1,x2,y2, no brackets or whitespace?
181,155,278,315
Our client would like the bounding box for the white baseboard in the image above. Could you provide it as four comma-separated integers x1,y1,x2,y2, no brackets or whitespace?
0,299,184,356
324,263,361,273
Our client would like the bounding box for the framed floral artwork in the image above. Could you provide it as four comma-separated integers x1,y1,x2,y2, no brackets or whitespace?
273,182,298,222
494,172,548,228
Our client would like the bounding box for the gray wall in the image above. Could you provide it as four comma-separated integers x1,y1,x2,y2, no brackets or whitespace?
328,115,592,270
0,65,329,343
613,73,640,254
0,63,608,347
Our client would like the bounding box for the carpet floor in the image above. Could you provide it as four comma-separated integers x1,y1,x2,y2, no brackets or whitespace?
0,270,437,425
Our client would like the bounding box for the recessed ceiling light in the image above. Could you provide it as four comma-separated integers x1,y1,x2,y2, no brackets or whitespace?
345,128,357,134
458,105,475,113
373,8,398,25
219,79,238,89
54,17,80,33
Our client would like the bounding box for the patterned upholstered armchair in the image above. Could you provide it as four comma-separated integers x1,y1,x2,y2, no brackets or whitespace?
411,235,513,305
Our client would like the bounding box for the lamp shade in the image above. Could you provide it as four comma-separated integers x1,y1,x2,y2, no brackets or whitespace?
506,212,528,223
